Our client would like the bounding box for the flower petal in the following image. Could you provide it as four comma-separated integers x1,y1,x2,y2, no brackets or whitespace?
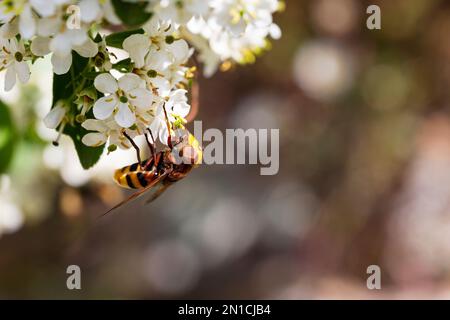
94,73,118,94
122,34,149,69
31,36,51,56
187,15,206,34
43,105,65,129
4,67,16,91
172,101,190,118
30,0,57,17
51,53,72,75
68,29,88,46
145,49,171,71
50,32,73,57
229,18,246,36
73,38,98,58
158,125,170,146
19,5,36,39
167,89,190,117
0,20,19,38
115,102,135,128
15,61,30,84
149,117,165,144
269,24,282,40
8,37,19,53
79,0,101,23
118,73,143,92
93,95,117,120
82,132,107,147
167,39,191,63
128,88,153,109
150,76,171,97
37,17,60,37
81,119,108,132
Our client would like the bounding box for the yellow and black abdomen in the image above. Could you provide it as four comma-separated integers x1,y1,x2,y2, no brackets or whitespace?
114,163,154,189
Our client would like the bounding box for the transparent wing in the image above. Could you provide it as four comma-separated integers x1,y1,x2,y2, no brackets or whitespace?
145,181,174,204
99,171,170,218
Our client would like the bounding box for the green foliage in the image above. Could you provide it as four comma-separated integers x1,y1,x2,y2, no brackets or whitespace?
52,52,104,169
111,0,152,28
105,29,144,49
63,113,104,170
112,58,133,73
0,100,16,173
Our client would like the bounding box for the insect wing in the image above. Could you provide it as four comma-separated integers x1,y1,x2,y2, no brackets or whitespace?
145,181,174,204
100,171,169,218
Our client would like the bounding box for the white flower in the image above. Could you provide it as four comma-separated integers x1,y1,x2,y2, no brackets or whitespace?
81,118,134,149
30,28,99,74
149,0,209,26
0,19,19,39
0,0,69,39
78,0,121,25
139,47,173,96
27,6,98,74
150,88,190,144
18,3,36,39
164,39,193,83
123,33,150,69
51,28,98,74
122,21,185,71
181,0,282,75
123,28,193,96
142,18,177,48
43,103,66,129
0,37,30,91
93,73,154,128
208,0,278,35
31,0,69,18
81,116,154,150
182,32,221,77
140,39,192,96
165,88,191,120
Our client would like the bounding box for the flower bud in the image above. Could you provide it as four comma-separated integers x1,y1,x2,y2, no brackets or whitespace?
43,103,66,129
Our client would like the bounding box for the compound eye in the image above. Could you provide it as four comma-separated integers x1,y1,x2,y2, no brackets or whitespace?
181,146,198,164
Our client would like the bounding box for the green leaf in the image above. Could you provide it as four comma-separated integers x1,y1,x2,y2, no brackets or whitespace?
63,111,105,170
0,100,16,173
111,0,152,28
82,71,103,80
112,58,133,72
52,52,105,169
105,29,144,49
52,52,89,105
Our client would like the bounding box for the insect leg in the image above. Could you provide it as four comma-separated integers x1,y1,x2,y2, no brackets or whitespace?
123,131,142,168
162,102,173,150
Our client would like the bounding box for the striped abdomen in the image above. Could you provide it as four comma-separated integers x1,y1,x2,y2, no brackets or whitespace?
114,163,158,189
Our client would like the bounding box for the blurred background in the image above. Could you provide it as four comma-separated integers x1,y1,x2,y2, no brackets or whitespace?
2,0,450,299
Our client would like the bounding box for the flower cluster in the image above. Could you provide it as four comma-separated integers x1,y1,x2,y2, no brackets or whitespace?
0,0,282,164
148,0,283,76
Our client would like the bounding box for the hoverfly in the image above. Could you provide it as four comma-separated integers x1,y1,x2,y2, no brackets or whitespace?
102,122,202,217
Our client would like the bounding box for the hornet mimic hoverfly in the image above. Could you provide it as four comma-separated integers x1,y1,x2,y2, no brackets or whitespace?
102,110,202,217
